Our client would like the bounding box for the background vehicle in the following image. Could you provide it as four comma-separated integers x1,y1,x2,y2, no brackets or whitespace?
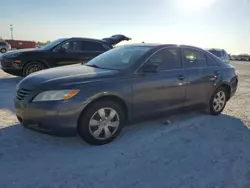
235,54,250,61
229,54,237,60
0,40,11,53
14,44,238,145
5,40,36,50
0,34,131,76
208,49,230,63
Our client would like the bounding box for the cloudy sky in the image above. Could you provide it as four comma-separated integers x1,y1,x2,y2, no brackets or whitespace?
0,0,250,54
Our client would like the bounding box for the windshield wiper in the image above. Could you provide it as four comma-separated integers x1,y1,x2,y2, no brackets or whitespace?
86,64,102,68
85,64,113,70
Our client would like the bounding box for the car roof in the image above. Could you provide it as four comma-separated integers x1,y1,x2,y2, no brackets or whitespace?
118,43,175,47
207,48,224,51
118,43,205,51
69,37,104,43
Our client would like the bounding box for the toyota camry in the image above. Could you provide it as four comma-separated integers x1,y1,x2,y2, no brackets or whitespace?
14,44,238,145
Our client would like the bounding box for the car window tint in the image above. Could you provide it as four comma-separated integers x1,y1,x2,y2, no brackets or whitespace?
147,48,181,70
60,41,83,51
208,50,222,57
223,50,228,57
206,54,218,67
183,48,207,68
222,50,228,57
82,41,106,51
0,42,6,45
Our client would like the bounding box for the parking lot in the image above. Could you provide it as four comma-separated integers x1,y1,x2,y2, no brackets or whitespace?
0,61,250,188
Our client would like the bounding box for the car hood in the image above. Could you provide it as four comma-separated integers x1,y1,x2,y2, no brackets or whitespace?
3,48,42,57
7,48,38,53
18,65,118,90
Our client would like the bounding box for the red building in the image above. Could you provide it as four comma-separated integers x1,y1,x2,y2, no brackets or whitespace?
5,40,36,49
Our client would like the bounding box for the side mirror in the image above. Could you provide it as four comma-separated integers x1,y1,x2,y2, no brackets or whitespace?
140,63,159,73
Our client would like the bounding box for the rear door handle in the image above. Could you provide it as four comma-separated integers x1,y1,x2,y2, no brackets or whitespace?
178,74,184,81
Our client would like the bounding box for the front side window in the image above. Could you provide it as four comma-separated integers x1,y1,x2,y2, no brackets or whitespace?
86,46,152,70
59,41,83,52
40,38,67,50
146,48,181,70
183,48,207,68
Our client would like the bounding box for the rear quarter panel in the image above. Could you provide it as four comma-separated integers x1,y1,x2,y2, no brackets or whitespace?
220,67,238,95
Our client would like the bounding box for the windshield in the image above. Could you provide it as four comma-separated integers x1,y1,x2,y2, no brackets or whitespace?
40,38,67,50
86,46,152,70
208,50,222,57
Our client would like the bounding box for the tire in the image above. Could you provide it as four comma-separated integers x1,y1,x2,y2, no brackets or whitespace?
22,62,46,77
78,100,125,145
209,87,228,115
0,48,7,53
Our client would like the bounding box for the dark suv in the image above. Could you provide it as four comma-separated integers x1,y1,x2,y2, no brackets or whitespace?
0,34,130,76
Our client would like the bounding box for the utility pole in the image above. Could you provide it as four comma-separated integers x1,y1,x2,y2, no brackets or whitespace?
10,24,13,40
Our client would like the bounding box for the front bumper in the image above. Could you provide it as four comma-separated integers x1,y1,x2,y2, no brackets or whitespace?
0,58,23,76
14,97,84,136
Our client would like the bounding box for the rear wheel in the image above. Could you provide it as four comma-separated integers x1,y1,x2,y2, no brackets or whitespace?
78,100,125,145
209,87,228,115
0,48,7,53
22,62,45,77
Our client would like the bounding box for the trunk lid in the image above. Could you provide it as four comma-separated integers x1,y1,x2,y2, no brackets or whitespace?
102,34,131,46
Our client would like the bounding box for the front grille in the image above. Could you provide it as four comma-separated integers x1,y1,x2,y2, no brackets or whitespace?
16,88,32,100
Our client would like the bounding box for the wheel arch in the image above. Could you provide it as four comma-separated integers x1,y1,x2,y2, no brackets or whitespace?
216,82,231,100
24,59,50,68
77,94,130,129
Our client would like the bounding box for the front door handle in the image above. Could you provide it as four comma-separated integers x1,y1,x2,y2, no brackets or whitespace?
178,74,184,81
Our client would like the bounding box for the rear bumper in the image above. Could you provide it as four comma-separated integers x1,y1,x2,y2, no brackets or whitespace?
14,97,84,137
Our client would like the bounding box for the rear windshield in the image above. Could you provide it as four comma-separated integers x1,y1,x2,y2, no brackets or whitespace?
208,50,222,57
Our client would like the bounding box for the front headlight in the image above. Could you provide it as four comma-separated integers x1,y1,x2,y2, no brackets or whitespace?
33,90,80,102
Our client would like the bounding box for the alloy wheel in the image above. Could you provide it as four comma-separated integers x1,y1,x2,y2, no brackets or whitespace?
25,64,44,75
213,91,226,112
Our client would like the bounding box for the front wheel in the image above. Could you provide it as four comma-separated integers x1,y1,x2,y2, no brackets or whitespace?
22,62,45,77
209,87,228,115
78,100,125,145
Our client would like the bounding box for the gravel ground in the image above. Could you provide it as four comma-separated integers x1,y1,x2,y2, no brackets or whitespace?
0,61,250,188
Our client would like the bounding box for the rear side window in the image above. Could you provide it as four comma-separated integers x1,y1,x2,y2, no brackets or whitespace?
208,50,222,57
182,48,206,68
82,41,106,51
205,54,218,67
222,50,228,57
147,48,181,70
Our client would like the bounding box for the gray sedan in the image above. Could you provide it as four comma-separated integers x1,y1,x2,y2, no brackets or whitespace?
14,44,238,145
